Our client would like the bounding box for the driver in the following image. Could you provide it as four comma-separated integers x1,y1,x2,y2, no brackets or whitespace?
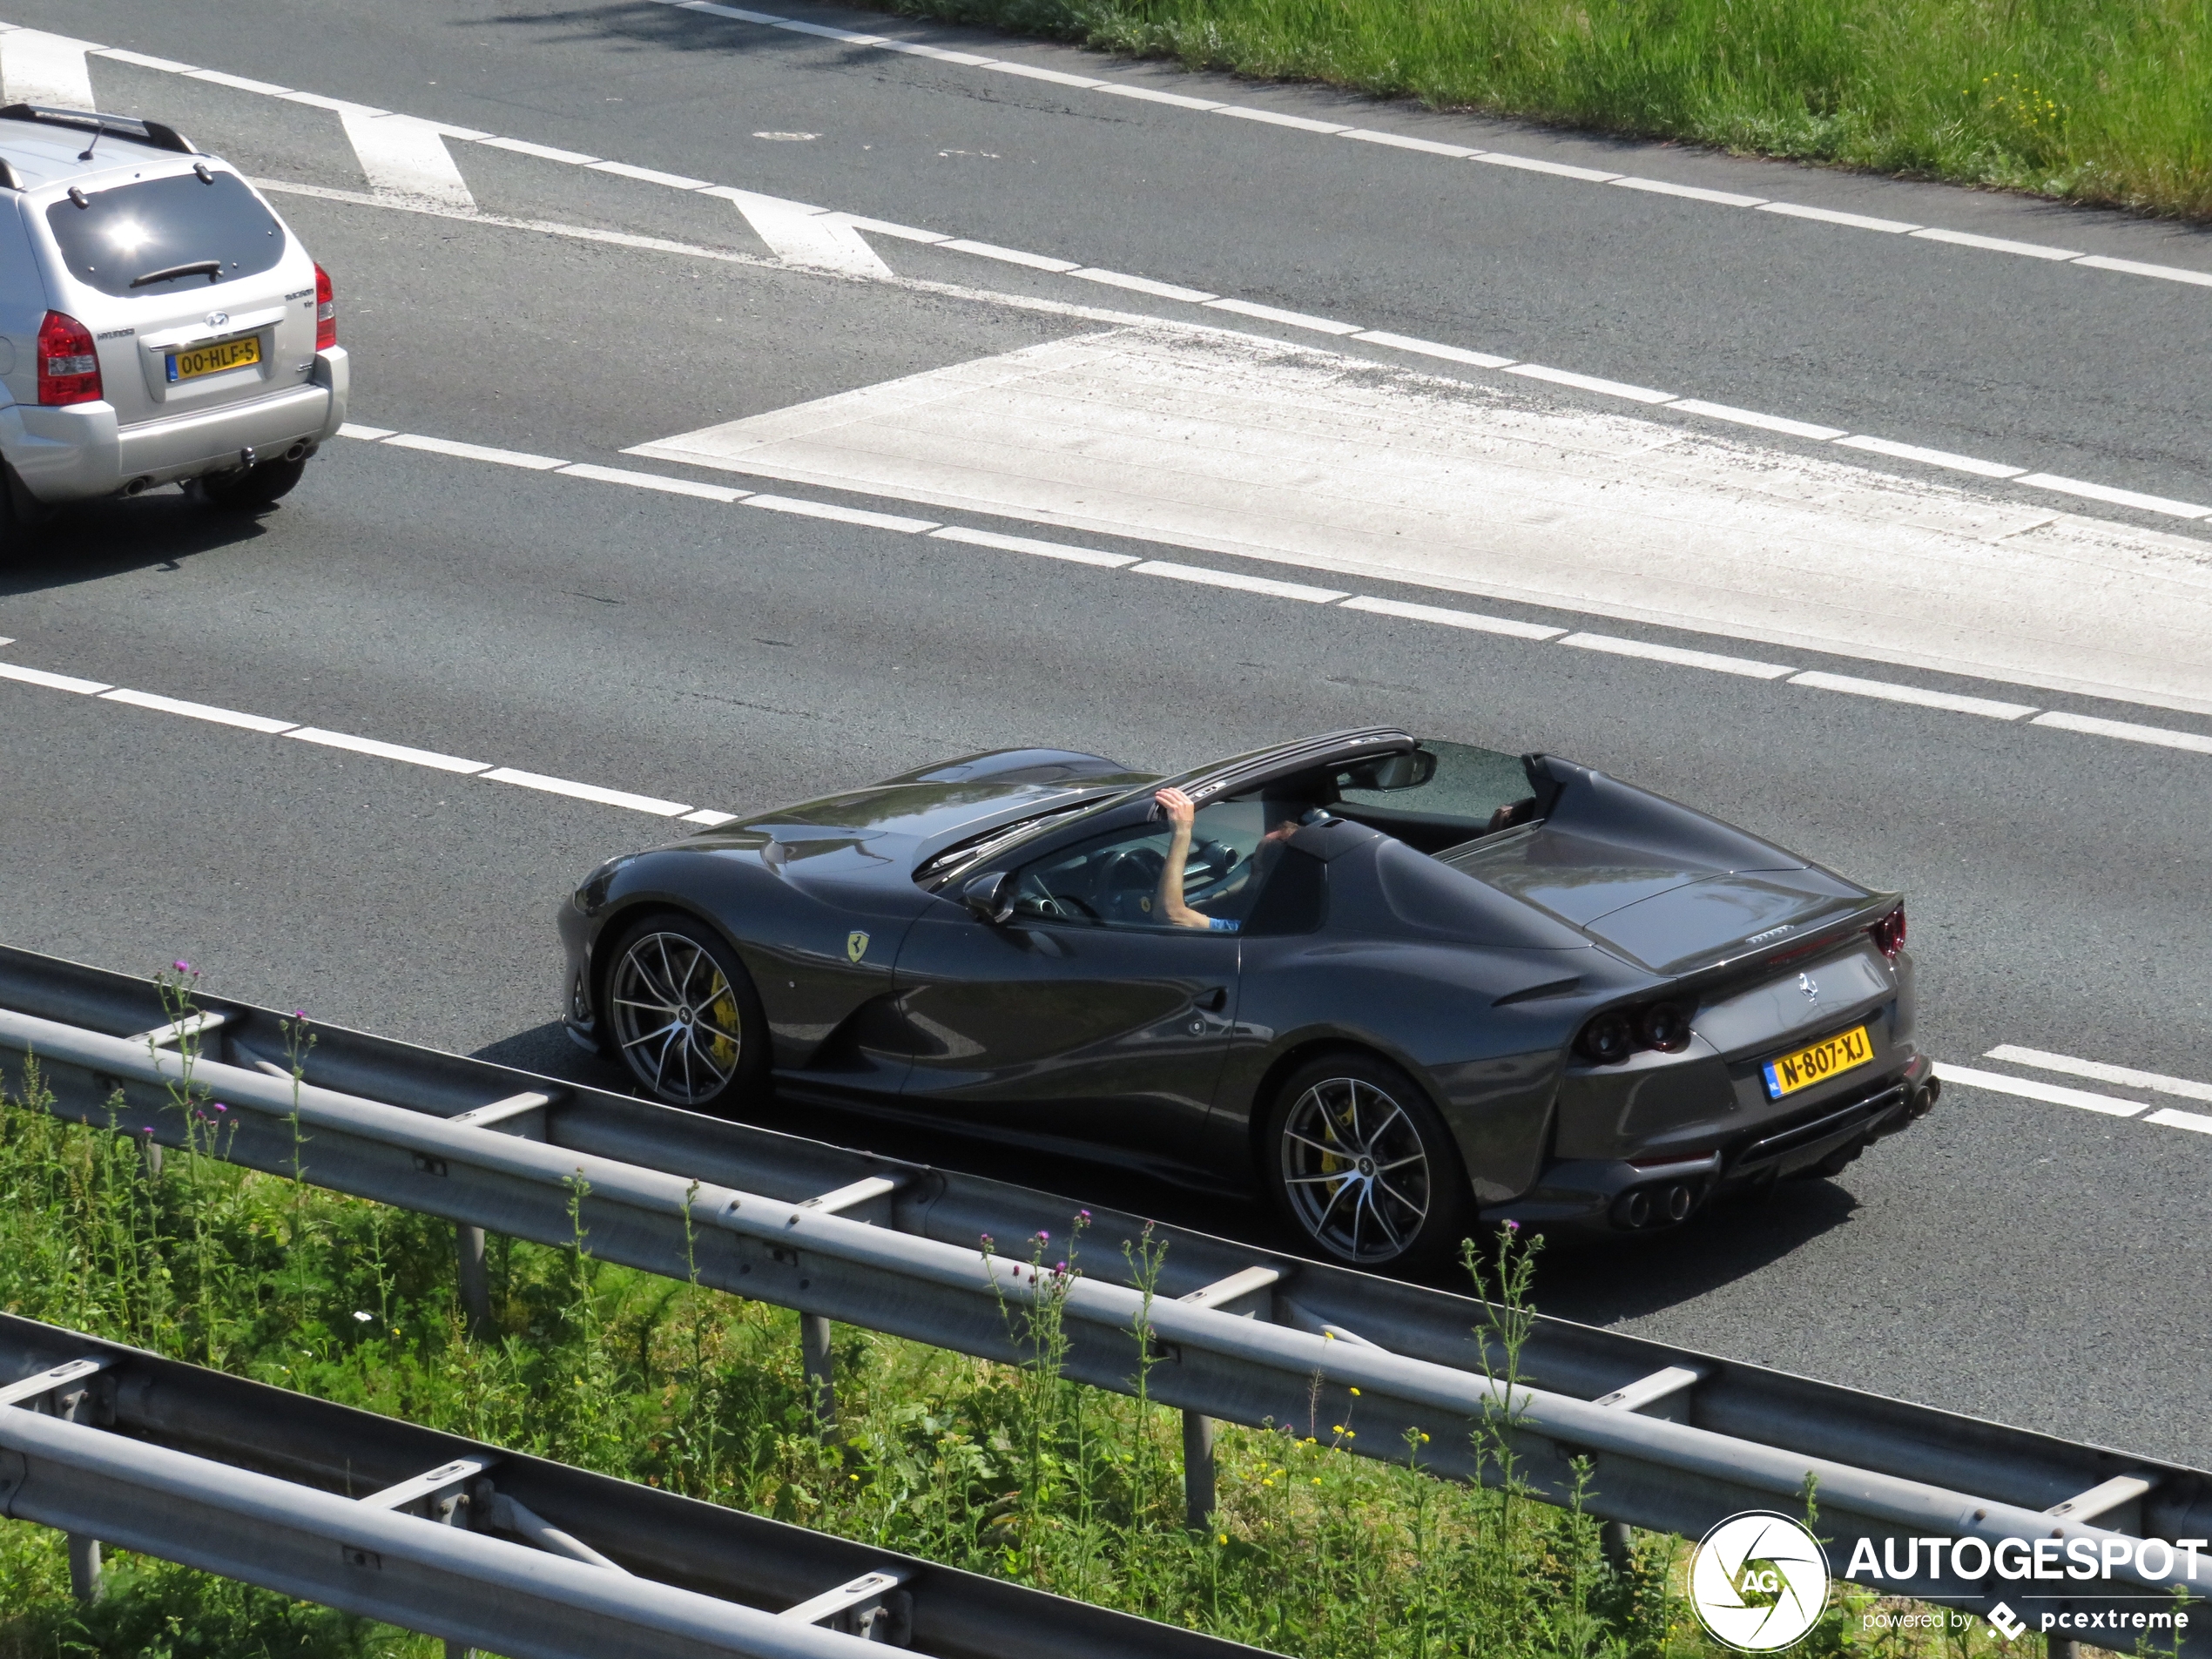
1152,786,1303,931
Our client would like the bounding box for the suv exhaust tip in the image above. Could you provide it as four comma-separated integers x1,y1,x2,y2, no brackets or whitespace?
121,475,152,496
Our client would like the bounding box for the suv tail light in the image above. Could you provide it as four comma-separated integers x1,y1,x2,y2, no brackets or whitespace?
36,310,101,406
1870,904,1906,959
314,263,336,349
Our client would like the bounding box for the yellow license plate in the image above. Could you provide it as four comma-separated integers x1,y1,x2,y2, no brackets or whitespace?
167,334,260,383
1761,1024,1874,1099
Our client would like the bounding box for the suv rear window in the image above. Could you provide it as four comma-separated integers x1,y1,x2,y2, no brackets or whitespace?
45,172,286,298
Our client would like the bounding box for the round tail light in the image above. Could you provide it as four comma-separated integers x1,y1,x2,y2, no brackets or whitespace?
1638,1002,1692,1052
1579,1011,1635,1064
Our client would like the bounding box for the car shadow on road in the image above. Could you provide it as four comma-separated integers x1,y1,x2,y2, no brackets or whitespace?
471,1018,1858,1325
0,493,275,595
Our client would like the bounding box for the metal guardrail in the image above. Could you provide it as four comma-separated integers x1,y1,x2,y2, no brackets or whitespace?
2,944,2207,1651
0,1314,1266,1659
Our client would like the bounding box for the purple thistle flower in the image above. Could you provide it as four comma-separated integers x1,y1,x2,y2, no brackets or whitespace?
1504,1219,1521,1232
979,1232,993,1245
141,1126,154,1136
1077,1210,1092,1223
1035,1230,1050,1243
1055,1261,1068,1274
213,1103,227,1113
172,960,192,974
291,1009,307,1021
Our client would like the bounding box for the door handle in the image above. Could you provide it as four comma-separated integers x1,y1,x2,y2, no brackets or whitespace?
1195,986,1229,1013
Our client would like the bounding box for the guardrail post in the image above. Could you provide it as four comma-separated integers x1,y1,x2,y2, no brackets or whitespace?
1181,1411,1216,1532
456,1224,491,1339
800,1313,838,1440
66,1534,101,1602
1600,1520,1633,1572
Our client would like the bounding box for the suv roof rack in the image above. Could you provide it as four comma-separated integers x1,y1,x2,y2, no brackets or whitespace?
0,103,199,156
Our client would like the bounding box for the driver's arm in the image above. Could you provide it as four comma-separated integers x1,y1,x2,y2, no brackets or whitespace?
1152,787,1212,928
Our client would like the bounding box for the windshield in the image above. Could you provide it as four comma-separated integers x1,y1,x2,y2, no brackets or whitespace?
46,172,287,297
1325,739,1539,853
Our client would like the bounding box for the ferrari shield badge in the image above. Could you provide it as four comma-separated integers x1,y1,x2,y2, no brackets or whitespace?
846,931,870,963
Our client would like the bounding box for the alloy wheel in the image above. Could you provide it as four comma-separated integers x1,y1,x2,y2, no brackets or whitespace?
1278,1076,1433,1263
609,930,743,1106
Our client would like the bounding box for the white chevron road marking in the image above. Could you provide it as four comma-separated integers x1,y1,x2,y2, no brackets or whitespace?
702,186,894,279
0,27,94,108
339,109,475,211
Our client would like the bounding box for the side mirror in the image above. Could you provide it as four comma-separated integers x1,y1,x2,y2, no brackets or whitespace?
961,870,1015,924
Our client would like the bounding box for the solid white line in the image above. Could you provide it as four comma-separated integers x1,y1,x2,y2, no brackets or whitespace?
873,39,996,67
1507,363,1676,403
481,767,691,816
682,809,739,827
285,727,492,774
0,28,95,108
589,159,713,190
99,687,296,734
1933,1062,2146,1117
190,68,291,95
2016,473,2210,520
1758,201,1918,233
1835,435,2026,479
1911,226,2079,260
1339,129,1479,158
0,661,111,695
478,135,600,166
385,434,569,470
1788,670,2036,720
1214,106,1347,134
2072,253,2212,289
984,60,1101,88
1612,177,1765,207
1204,298,1362,335
1069,268,1218,304
1558,632,1795,678
91,46,197,74
340,110,475,211
1475,152,1620,183
744,495,938,532
2030,710,2212,754
772,17,886,43
282,91,382,116
1093,83,1222,111
338,423,398,441
1985,1045,2212,1105
1352,330,1515,369
940,239,1080,273
2147,1107,2212,1136
558,462,750,502
1664,399,1847,442
1339,595,1565,640
930,525,1137,567
1131,560,1347,602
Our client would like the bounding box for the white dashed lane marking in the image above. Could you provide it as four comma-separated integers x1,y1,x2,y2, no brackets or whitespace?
622,0,2212,293
34,18,2212,534
0,421,2205,805
1942,1049,2212,1141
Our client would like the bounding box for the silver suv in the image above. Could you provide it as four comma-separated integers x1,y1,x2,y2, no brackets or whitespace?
0,103,347,536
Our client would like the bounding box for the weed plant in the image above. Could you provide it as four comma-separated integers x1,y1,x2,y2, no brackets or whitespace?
0,1011,2041,1659
873,0,2212,219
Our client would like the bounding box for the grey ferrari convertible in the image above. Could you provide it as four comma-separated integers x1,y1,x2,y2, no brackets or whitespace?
559,728,1935,1267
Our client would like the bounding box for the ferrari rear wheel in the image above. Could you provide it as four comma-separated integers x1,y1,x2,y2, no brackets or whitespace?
1263,1054,1468,1269
604,914,765,1112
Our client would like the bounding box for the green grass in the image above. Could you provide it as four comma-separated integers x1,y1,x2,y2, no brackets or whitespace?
0,1002,2038,1659
872,0,2212,219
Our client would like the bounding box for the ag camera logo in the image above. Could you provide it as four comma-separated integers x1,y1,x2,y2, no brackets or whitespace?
1690,1511,1831,1651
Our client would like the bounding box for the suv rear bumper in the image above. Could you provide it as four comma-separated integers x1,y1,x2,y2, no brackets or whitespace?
2,347,347,503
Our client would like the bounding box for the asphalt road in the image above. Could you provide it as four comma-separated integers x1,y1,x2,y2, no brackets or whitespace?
2,2,2209,1474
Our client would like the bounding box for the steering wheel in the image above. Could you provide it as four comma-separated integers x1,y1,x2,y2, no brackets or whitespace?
1094,846,1163,921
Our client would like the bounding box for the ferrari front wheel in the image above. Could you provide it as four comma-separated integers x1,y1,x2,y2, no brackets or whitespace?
604,914,766,1113
1261,1053,1469,1270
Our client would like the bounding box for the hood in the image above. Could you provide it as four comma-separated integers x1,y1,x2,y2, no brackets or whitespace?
676,748,1155,880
